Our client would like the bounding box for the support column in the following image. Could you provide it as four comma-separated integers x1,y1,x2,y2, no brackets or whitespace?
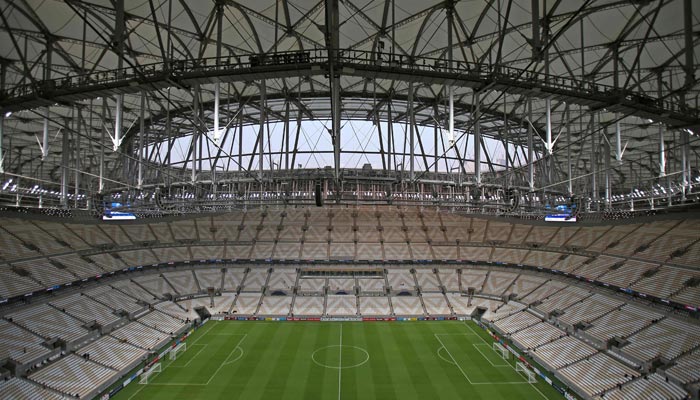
74,109,81,207
658,123,665,177
259,79,266,179
114,95,123,151
566,108,572,195
192,83,199,184
326,0,341,182
545,98,552,155
615,115,622,164
99,98,106,192
113,0,125,151
408,81,414,180
214,0,224,143
591,113,598,206
138,91,145,188
545,97,552,185
684,0,693,104
604,136,611,207
446,3,455,145
0,115,4,174
42,107,50,159
527,98,534,192
60,120,69,207
531,0,540,61
681,130,689,200
284,101,290,170
473,90,481,186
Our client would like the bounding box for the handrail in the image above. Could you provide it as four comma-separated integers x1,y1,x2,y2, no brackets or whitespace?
1,49,696,119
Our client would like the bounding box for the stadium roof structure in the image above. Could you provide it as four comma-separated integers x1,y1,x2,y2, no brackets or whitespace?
0,0,699,214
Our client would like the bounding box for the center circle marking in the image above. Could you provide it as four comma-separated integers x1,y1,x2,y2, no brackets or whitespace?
311,345,370,369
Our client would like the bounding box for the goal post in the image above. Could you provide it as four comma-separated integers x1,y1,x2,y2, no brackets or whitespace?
169,342,187,361
516,362,537,383
139,363,161,385
492,342,510,360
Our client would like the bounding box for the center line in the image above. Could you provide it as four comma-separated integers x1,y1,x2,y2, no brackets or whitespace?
338,323,343,400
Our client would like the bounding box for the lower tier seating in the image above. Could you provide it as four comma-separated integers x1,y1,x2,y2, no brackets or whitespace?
28,354,117,399
558,353,640,397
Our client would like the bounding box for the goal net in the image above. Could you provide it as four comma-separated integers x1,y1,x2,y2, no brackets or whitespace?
516,362,537,383
169,342,187,361
492,342,510,360
139,363,161,385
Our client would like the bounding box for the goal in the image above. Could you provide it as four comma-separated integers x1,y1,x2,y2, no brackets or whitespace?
492,342,510,360
516,362,537,383
169,342,187,361
139,363,161,385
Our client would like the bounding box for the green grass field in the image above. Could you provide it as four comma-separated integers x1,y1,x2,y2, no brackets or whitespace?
114,320,563,400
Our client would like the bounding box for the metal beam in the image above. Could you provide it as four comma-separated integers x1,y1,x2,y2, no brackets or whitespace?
684,0,694,101
531,0,540,61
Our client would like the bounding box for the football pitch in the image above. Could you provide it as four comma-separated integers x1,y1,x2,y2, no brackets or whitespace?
115,320,563,400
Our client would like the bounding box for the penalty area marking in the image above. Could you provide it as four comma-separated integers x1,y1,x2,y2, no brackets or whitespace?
169,344,208,368
463,322,550,398
221,347,244,366
139,333,247,388
434,333,530,386
472,343,510,367
436,346,456,365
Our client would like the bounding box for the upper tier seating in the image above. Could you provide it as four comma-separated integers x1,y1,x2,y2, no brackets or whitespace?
49,294,120,327
6,304,89,344
0,267,42,299
194,268,223,291
557,293,624,327
531,336,598,369
621,318,700,363
584,304,663,343
83,286,144,314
